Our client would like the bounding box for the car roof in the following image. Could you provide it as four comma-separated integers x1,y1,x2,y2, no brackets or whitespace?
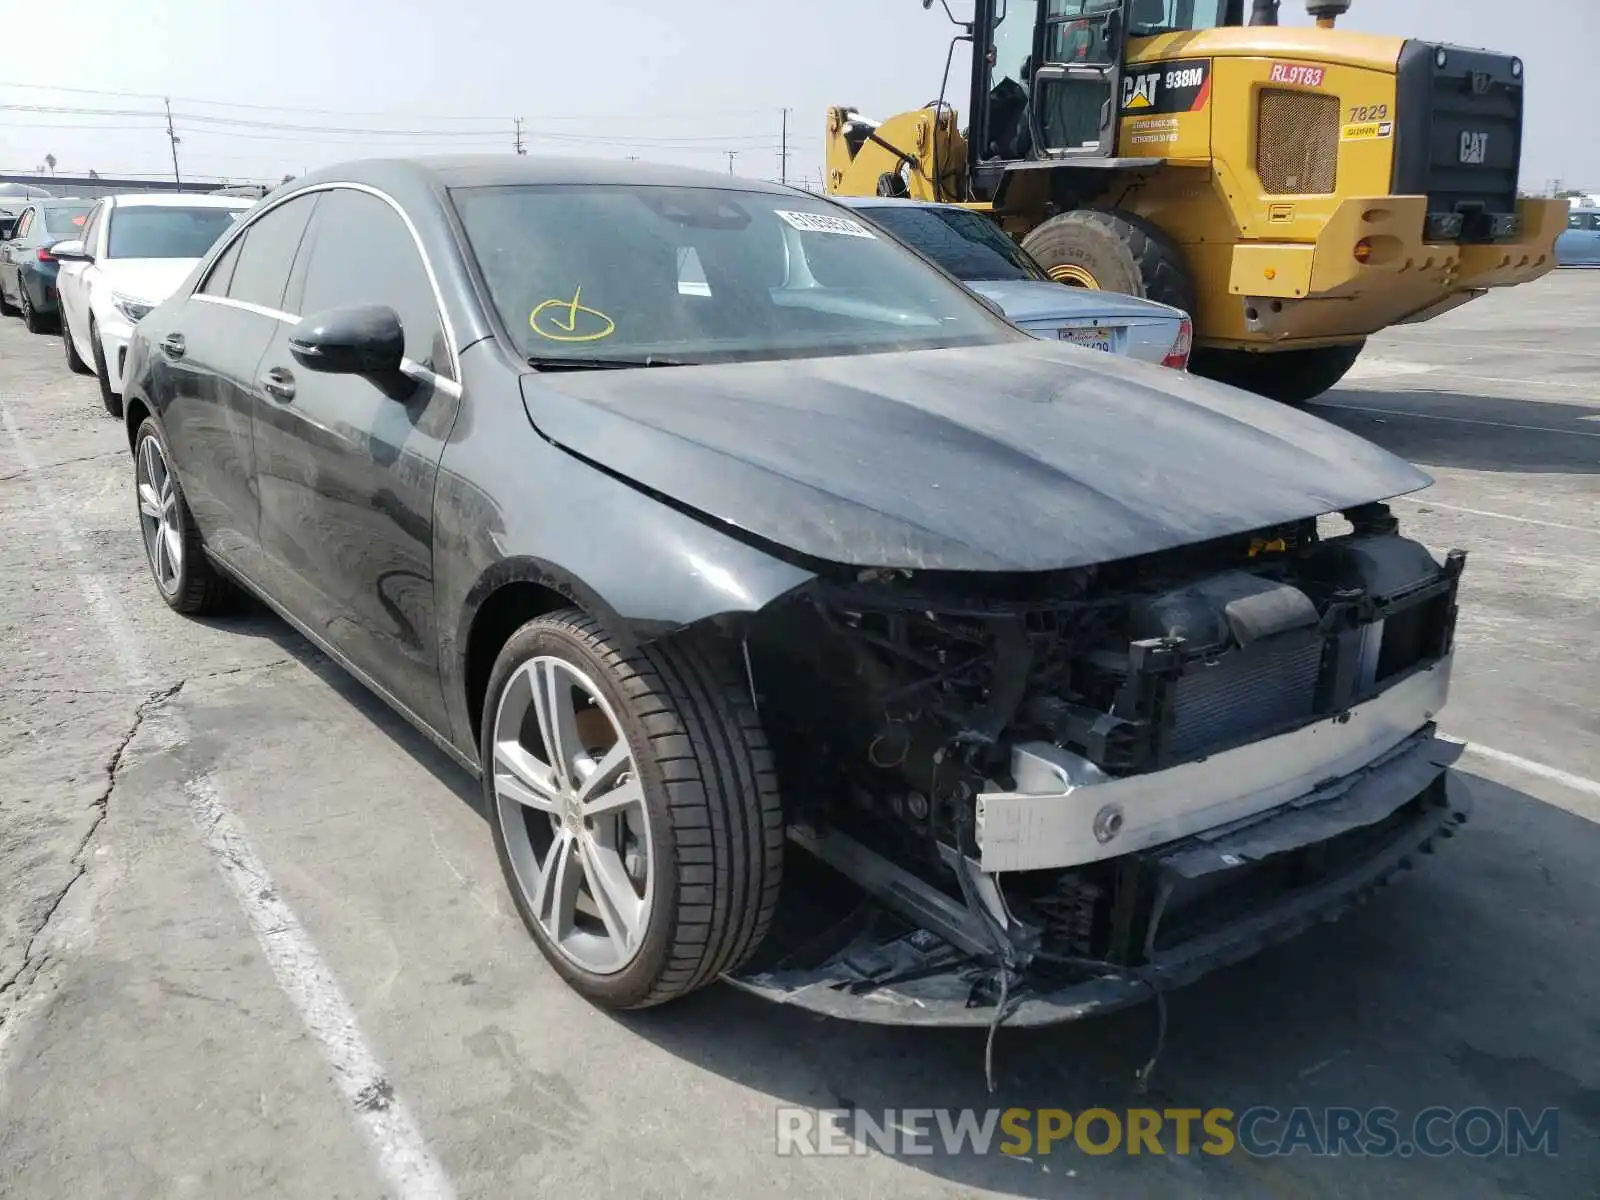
289,154,801,196
103,192,255,209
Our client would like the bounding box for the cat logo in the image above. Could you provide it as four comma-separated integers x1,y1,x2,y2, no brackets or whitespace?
1123,72,1160,109
1459,130,1489,165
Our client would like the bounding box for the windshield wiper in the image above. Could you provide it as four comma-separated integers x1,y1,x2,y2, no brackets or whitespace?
527,355,692,371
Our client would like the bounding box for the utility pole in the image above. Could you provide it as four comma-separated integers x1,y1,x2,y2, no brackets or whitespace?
164,97,182,184
725,150,739,175
514,118,526,155
779,108,790,186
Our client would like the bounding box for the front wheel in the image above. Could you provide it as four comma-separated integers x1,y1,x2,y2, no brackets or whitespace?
482,612,784,1010
1190,342,1366,406
1020,208,1197,315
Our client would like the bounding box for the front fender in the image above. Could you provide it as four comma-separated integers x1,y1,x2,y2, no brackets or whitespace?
433,384,816,757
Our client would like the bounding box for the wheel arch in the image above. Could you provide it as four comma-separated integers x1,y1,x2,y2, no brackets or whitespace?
457,556,633,753
123,391,152,451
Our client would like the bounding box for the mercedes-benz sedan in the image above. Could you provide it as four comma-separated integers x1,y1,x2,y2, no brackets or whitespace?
120,156,1467,1027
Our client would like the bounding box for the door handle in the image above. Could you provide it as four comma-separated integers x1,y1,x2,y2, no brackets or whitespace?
260,366,296,402
160,333,185,358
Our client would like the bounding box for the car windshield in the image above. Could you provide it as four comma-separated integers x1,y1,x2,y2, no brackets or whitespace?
451,184,1020,366
105,205,243,259
41,204,93,240
860,204,1047,283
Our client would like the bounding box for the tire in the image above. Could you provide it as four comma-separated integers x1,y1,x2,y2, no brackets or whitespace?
63,315,92,375
0,278,15,316
1190,341,1366,405
1020,208,1197,315
482,611,784,1010
133,416,234,614
89,316,122,418
19,281,46,334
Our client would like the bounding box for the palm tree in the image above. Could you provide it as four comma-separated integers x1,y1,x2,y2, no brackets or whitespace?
44,153,56,176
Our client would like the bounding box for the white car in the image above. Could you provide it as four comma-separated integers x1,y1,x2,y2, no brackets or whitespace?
51,192,253,416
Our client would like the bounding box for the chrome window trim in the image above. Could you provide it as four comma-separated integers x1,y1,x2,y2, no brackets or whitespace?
189,180,461,382
194,293,294,323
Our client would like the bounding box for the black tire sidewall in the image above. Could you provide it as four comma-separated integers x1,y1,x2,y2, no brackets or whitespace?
134,415,195,609
480,615,681,1007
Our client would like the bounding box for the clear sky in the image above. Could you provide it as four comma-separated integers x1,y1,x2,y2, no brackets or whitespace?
0,0,1594,192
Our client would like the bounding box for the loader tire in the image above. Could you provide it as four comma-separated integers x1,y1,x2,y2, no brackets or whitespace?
1020,208,1197,316
1190,342,1366,406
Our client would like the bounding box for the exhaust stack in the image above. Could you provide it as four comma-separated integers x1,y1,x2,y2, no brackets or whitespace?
1306,0,1352,27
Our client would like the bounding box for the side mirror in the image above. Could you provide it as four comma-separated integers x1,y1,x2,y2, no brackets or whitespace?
288,305,405,376
49,238,90,262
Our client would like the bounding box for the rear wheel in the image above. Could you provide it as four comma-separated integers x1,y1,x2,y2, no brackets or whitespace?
1020,208,1197,315
63,316,92,374
134,416,234,615
89,316,122,417
19,282,47,334
1190,342,1365,406
482,611,784,1010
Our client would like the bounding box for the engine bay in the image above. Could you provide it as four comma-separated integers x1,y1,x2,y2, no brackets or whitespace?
737,501,1466,994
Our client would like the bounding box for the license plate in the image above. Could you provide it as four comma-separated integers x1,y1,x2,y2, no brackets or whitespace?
1059,326,1114,353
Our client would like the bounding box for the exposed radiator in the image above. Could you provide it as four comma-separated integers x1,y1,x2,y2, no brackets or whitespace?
1168,633,1323,760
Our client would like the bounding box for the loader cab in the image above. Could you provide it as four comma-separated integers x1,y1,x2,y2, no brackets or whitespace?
969,0,1239,197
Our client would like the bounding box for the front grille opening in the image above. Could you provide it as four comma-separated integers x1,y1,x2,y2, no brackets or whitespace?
1376,592,1452,683
1146,785,1438,955
1258,89,1339,195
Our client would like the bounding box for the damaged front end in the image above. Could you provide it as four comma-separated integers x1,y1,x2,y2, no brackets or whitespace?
726,502,1470,1027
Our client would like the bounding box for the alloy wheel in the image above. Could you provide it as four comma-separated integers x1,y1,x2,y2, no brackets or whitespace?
137,433,183,594
492,656,654,975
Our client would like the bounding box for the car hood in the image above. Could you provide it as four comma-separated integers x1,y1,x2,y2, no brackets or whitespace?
969,279,1182,325
97,258,203,305
519,341,1430,573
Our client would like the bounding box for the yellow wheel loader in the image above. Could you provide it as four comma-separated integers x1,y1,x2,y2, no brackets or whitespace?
825,0,1565,402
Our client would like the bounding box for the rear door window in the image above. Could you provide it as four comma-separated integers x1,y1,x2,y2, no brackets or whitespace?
41,205,93,240
226,195,319,311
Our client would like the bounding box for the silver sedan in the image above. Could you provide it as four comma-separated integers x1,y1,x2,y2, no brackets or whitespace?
838,195,1192,368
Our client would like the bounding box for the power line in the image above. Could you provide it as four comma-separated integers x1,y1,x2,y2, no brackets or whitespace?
0,79,775,123
0,103,780,146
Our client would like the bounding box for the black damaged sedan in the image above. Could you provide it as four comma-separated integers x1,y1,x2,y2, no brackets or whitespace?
121,156,1467,1025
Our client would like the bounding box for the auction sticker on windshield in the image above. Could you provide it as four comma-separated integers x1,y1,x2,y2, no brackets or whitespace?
776,210,877,238
1060,326,1114,353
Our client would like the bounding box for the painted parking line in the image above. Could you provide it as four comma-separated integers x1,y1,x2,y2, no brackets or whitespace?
0,396,456,1200
1446,738,1600,802
1391,495,1595,534
1311,401,1600,438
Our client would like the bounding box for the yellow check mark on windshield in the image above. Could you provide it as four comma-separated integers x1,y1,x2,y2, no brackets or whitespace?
530,287,616,342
